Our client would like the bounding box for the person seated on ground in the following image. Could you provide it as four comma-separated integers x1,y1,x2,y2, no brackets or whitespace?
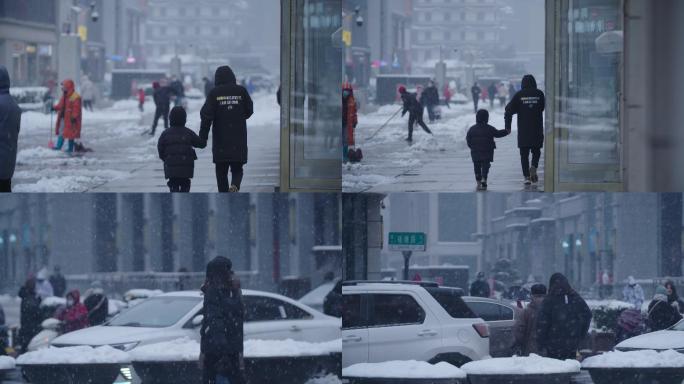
57,290,89,333
466,110,511,191
158,106,207,193
648,285,682,332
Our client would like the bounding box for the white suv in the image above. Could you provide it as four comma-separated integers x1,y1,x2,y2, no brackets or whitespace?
342,281,490,368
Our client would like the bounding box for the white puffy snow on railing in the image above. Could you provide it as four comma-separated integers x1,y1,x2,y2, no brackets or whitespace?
461,354,581,375
343,360,466,379
16,345,130,365
0,355,16,370
583,349,684,368
128,337,200,362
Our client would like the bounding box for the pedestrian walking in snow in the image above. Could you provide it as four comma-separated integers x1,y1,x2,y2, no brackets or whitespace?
505,74,545,186
137,88,145,112
665,280,684,314
158,106,207,193
622,276,645,310
648,285,682,331
423,80,440,123
470,272,491,298
200,256,245,384
399,86,432,142
514,283,546,356
443,84,452,109
170,76,185,107
343,83,358,163
536,273,592,360
200,66,253,193
0,65,21,192
49,266,66,298
497,83,508,108
57,289,89,333
84,281,108,326
471,83,481,114
487,83,497,109
81,76,96,111
150,81,172,135
35,268,54,299
53,79,82,153
466,110,511,191
18,278,42,353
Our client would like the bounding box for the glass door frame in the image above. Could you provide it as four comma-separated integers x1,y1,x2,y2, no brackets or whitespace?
544,0,625,192
280,0,342,192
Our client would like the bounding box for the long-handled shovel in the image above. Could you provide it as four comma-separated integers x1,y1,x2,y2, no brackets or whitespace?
48,109,54,149
366,106,403,141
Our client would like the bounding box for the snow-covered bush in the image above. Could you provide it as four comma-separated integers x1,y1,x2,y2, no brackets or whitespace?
461,354,581,376
343,360,466,379
583,349,684,369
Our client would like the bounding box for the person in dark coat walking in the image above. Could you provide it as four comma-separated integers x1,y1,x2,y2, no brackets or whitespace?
470,272,491,298
423,80,440,123
0,66,21,192
200,256,244,384
471,83,481,114
536,273,592,360
49,266,67,298
170,76,185,107
466,110,510,191
487,83,497,109
399,86,432,142
83,281,109,326
514,283,546,356
158,106,207,192
18,278,42,353
505,74,545,186
203,77,214,98
648,285,683,331
150,81,172,135
200,66,254,193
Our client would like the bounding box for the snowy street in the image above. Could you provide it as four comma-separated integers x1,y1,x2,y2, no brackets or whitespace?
343,100,544,193
12,92,280,193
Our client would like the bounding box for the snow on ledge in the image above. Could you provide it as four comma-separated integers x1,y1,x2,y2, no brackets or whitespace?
461,354,581,375
0,355,16,370
582,349,684,369
129,338,342,362
16,345,130,365
585,300,634,311
343,360,466,379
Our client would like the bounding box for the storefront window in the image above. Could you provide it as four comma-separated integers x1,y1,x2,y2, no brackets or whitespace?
556,0,623,184
282,0,342,191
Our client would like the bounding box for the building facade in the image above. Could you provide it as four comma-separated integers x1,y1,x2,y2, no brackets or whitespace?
0,194,341,294
0,0,60,87
102,0,147,69
479,193,684,293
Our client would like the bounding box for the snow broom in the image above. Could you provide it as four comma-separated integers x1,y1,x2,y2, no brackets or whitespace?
366,106,402,141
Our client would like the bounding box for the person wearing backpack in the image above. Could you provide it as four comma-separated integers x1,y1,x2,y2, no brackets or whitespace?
648,285,682,331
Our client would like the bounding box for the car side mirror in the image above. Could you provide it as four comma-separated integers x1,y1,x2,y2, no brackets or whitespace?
42,318,61,330
192,314,204,327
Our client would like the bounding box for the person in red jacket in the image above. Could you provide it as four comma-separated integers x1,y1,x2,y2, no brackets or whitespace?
137,88,146,112
53,79,82,153
342,82,357,163
57,290,89,333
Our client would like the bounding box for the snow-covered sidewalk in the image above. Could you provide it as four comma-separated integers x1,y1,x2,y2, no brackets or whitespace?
343,101,544,193
13,92,280,192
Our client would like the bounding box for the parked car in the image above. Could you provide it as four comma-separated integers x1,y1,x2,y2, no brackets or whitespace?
51,290,340,351
299,279,339,314
615,319,684,352
462,296,519,357
342,281,490,368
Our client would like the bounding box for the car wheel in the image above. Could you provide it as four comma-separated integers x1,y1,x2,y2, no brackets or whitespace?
429,353,472,368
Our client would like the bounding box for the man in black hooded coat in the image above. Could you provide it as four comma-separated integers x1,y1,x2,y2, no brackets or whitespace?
536,273,592,360
200,66,254,192
505,75,545,185
0,65,21,192
200,256,244,384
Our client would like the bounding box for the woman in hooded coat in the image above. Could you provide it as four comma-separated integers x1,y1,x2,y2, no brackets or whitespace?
536,273,592,360
53,79,82,153
665,280,684,314
649,285,683,331
200,256,244,384
57,289,89,333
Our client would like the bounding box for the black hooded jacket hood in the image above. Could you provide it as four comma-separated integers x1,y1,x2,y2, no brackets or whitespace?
214,66,237,86
0,66,10,94
521,75,538,90
548,273,573,296
476,110,489,124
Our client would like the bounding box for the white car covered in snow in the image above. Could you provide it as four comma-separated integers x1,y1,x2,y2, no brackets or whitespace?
51,290,340,352
615,320,684,352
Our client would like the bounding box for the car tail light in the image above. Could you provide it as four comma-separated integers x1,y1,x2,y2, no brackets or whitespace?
473,323,489,338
